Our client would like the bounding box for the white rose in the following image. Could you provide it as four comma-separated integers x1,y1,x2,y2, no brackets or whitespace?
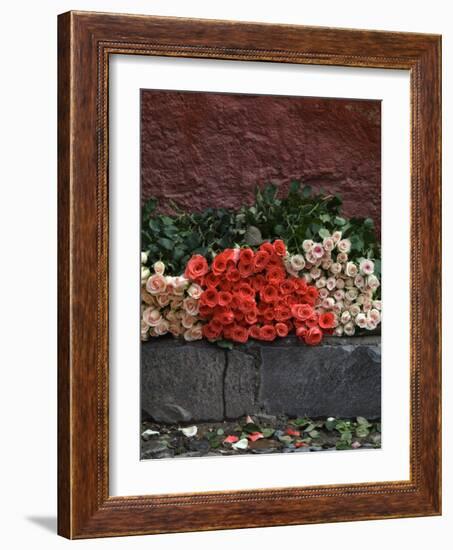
142,307,162,327
355,313,367,328
318,288,329,299
367,274,380,291
369,309,381,324
168,322,184,337
349,304,361,317
140,319,150,340
322,297,335,309
183,297,199,316
141,266,151,284
153,260,165,275
184,323,203,341
311,243,325,259
146,273,167,295
302,239,314,252
343,321,356,336
332,231,342,243
310,267,321,279
354,275,365,289
337,239,351,253
341,310,351,324
290,254,306,272
335,278,345,290
337,252,349,264
316,277,327,288
141,251,149,265
334,325,344,336
321,258,333,270
366,318,377,330
181,313,196,329
359,259,374,275
187,283,203,299
323,237,335,252
303,273,312,284
334,289,345,301
330,262,342,275
372,300,382,310
345,288,359,301
154,319,170,336
326,277,336,291
345,261,358,277
156,293,171,307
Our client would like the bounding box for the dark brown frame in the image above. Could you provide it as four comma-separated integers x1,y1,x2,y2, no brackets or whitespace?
58,10,442,539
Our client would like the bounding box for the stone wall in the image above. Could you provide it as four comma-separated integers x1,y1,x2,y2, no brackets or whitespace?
141,336,381,423
141,90,381,234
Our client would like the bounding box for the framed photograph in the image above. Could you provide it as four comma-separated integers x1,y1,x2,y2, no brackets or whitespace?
58,11,441,538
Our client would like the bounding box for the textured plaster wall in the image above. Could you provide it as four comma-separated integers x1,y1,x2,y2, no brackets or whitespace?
141,90,381,230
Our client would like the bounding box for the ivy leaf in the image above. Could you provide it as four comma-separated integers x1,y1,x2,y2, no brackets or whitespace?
318,228,330,239
157,237,174,250
244,226,263,246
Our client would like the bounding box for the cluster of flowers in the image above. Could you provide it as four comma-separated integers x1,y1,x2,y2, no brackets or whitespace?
283,232,381,336
141,253,204,342
183,240,336,345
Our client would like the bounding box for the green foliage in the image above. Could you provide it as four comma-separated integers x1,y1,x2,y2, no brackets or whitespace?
141,182,381,275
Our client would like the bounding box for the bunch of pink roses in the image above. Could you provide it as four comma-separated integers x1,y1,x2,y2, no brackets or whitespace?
141,258,204,342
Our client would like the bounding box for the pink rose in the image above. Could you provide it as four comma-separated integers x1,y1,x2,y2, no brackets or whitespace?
146,274,167,295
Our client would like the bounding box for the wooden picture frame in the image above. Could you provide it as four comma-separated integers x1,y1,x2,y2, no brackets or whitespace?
58,10,441,539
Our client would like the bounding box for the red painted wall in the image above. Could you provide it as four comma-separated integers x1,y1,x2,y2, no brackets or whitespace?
141,90,381,232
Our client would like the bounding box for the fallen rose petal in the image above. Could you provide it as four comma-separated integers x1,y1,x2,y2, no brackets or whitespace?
295,441,308,448
351,441,362,449
286,428,301,437
232,438,249,450
224,435,239,444
180,426,198,437
245,415,254,424
248,432,263,442
141,429,160,440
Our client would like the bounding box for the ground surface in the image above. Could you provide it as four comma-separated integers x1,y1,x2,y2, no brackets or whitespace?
140,414,381,459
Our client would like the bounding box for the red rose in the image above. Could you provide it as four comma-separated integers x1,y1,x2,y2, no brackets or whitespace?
280,278,296,295
284,294,299,306
239,296,256,314
204,272,221,288
218,291,233,307
212,253,228,276
202,320,222,340
226,267,241,282
231,324,249,343
267,254,283,268
319,312,336,329
274,304,292,321
239,248,254,263
200,288,218,308
238,282,254,299
214,309,235,325
185,254,209,281
305,313,319,328
275,322,289,337
249,325,261,339
291,303,314,321
251,274,266,292
234,310,245,322
259,242,275,255
263,308,275,322
273,239,286,256
238,260,254,278
259,324,277,341
305,286,319,304
266,267,285,285
260,284,279,303
244,311,258,325
220,280,233,292
304,326,323,345
199,304,214,318
296,325,307,340
295,278,308,295
254,250,270,272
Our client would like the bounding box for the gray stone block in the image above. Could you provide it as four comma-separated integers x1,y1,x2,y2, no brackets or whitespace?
224,349,259,418
141,339,225,423
259,338,381,418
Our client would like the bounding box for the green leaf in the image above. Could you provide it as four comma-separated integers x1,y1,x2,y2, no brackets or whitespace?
318,228,330,239
334,216,346,226
356,426,370,438
243,423,262,434
302,186,312,198
262,428,275,438
148,219,160,232
357,416,371,427
157,237,174,250
289,180,300,193
216,340,233,350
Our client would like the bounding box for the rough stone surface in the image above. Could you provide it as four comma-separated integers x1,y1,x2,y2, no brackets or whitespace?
223,349,258,419
141,91,381,234
141,339,225,423
259,338,381,418
141,336,381,423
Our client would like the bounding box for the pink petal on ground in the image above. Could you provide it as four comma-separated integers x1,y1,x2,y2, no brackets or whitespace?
224,435,239,444
248,432,264,442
